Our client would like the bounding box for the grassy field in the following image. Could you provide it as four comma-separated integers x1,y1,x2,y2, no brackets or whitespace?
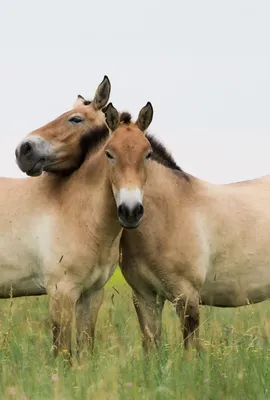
1,268,270,399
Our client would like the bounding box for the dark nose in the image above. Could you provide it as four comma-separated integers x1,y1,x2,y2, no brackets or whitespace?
118,202,144,222
20,141,33,157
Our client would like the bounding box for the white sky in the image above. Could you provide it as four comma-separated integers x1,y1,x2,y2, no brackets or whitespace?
0,0,269,183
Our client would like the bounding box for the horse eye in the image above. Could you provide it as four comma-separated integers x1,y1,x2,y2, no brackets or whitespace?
105,150,114,160
68,116,84,124
145,151,152,160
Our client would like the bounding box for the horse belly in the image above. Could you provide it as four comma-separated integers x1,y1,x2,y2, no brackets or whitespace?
201,261,270,307
0,276,46,298
0,261,46,298
0,236,46,298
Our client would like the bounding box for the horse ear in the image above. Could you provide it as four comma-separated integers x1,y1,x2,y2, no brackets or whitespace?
135,102,153,132
72,94,86,109
105,103,120,132
93,75,111,110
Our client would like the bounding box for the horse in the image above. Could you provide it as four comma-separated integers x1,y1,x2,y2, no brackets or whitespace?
9,76,154,360
17,93,270,354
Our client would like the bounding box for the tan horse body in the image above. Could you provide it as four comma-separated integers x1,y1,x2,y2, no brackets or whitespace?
120,164,270,350
0,168,120,294
11,77,154,359
1,77,111,303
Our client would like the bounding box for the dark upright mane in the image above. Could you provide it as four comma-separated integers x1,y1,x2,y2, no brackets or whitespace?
120,112,132,124
79,124,109,160
146,134,189,180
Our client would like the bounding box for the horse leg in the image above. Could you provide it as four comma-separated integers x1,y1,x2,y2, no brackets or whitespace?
174,287,200,352
75,287,104,358
49,282,80,362
132,289,165,354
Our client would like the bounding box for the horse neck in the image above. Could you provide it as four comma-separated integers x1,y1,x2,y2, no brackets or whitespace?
44,146,121,239
147,161,194,197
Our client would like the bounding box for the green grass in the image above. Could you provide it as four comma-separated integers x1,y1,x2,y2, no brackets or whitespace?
1,268,270,399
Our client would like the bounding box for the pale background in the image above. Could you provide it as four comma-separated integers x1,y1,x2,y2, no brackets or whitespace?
0,0,269,183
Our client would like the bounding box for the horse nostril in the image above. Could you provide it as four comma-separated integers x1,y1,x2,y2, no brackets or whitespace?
21,142,32,157
134,203,144,220
136,204,144,219
118,204,126,219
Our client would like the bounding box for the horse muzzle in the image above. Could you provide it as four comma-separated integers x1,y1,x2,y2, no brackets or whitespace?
15,136,52,176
